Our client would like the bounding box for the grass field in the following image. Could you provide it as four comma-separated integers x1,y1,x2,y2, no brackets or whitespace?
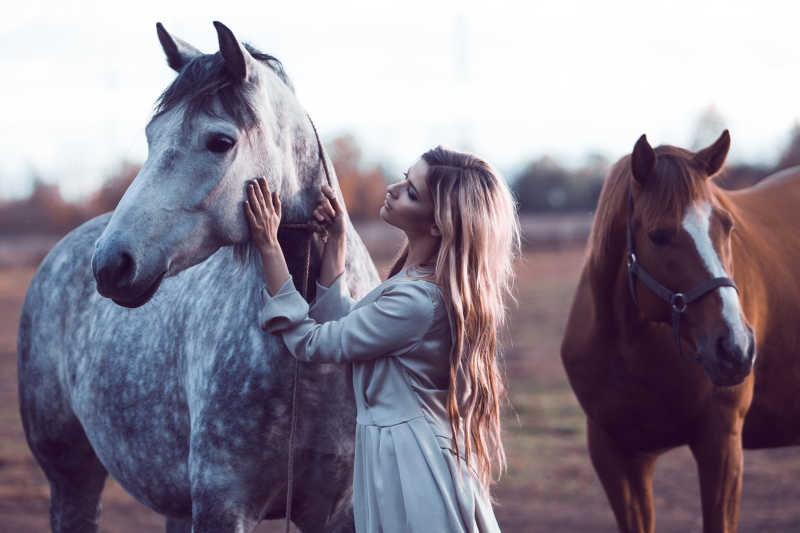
1,248,799,532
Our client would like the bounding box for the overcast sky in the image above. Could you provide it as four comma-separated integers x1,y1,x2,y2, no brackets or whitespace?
2,0,799,199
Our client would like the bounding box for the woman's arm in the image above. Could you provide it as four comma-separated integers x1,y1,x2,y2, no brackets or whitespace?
260,279,434,364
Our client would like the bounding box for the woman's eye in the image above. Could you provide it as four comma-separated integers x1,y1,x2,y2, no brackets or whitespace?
206,136,235,153
648,229,673,246
407,187,417,201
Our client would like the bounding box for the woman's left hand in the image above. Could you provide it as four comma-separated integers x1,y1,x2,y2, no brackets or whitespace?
244,177,282,254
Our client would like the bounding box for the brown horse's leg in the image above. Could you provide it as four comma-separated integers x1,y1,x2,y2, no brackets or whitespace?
587,421,657,533
690,422,744,533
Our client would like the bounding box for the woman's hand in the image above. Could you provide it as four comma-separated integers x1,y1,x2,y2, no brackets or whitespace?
245,177,281,254
313,185,346,240
244,177,291,295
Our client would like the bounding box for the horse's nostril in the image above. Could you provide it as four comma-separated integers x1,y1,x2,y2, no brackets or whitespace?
715,335,730,358
115,252,135,289
96,249,137,292
715,333,739,366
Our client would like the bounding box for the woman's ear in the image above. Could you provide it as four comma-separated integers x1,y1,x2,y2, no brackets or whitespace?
430,224,441,237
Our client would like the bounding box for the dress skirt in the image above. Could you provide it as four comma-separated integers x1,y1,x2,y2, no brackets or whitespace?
354,416,500,533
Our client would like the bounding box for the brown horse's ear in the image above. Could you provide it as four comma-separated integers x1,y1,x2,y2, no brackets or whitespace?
631,134,656,185
695,129,730,178
156,22,201,72
214,21,255,82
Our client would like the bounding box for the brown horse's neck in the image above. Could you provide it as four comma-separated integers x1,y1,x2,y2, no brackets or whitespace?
586,210,649,341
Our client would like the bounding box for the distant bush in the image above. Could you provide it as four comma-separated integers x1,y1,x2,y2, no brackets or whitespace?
512,155,606,213
0,161,138,237
329,134,389,221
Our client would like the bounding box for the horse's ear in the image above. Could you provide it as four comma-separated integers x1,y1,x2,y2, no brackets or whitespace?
695,129,730,178
213,21,254,82
156,22,201,72
631,134,656,185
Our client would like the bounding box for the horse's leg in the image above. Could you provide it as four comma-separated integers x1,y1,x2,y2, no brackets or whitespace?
28,423,108,533
689,416,744,533
587,420,657,533
187,452,269,532
165,517,193,533
19,348,108,532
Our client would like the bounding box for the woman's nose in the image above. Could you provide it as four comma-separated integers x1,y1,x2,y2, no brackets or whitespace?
387,182,400,197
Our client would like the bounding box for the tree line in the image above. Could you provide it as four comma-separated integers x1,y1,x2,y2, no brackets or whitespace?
2,124,800,237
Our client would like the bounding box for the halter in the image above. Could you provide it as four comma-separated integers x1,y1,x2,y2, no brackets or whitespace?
625,186,738,362
281,113,334,533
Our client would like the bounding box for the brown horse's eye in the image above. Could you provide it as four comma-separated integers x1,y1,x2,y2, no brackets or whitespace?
648,229,674,246
720,213,734,233
207,136,235,154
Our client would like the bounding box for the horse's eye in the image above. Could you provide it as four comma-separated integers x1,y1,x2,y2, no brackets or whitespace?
648,229,673,246
206,136,235,154
720,213,734,233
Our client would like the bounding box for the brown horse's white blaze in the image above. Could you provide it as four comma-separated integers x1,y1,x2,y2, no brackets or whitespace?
681,200,755,385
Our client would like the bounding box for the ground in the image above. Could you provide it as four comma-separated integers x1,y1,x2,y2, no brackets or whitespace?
1,248,799,532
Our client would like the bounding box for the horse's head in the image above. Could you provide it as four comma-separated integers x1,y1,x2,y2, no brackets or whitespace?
626,130,755,386
92,22,321,307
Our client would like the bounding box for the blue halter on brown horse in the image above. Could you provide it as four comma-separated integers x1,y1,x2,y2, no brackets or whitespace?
562,130,800,533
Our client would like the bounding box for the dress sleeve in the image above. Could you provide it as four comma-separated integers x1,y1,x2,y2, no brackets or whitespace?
308,273,356,322
259,277,434,364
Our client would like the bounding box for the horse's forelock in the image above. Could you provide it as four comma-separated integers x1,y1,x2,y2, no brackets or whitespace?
637,148,712,232
153,46,294,133
589,147,712,261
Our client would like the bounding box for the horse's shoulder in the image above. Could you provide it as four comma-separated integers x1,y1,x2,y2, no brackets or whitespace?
26,213,112,301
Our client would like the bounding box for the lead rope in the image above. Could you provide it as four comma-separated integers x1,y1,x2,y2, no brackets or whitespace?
283,114,333,533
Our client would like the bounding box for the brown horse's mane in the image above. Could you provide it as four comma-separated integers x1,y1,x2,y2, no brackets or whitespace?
588,145,714,264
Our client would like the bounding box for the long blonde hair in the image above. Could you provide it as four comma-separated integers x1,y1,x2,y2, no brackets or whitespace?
389,146,520,491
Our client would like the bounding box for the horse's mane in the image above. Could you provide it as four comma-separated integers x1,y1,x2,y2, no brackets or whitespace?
152,44,294,131
588,145,712,262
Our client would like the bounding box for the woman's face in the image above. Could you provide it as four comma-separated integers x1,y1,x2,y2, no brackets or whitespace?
379,158,437,236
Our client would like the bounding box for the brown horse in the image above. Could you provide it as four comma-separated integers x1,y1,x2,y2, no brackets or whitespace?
561,130,800,533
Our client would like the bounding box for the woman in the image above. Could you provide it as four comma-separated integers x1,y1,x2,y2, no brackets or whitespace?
245,146,519,532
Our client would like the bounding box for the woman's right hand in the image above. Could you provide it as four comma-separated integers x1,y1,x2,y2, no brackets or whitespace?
313,185,346,240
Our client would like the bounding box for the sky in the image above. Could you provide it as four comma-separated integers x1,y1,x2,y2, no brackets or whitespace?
2,0,800,199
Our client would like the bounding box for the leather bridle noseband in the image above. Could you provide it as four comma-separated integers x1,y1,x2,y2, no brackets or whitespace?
625,186,738,362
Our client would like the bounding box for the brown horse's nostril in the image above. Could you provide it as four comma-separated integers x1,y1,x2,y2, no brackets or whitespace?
715,332,746,369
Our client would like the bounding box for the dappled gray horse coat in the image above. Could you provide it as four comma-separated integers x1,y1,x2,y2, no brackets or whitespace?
17,22,379,533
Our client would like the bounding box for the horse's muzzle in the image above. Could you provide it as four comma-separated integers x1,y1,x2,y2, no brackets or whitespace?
702,327,756,387
92,238,166,308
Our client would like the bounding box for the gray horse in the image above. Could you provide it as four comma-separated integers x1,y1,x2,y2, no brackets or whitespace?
17,21,379,532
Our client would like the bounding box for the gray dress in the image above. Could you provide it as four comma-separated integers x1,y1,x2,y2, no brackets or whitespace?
259,266,501,533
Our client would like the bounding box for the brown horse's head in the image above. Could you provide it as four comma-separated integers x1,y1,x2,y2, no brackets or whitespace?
625,130,755,386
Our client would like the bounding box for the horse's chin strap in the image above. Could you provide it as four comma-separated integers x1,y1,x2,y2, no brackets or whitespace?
625,187,738,362
282,113,335,533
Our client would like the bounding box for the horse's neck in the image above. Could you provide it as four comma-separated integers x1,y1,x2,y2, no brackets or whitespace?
587,214,648,335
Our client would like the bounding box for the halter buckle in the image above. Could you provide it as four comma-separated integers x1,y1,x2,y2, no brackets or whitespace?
671,293,688,313
627,253,637,271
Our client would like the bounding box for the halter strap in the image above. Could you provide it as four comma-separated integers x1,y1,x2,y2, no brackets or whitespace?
283,113,335,533
625,186,738,361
